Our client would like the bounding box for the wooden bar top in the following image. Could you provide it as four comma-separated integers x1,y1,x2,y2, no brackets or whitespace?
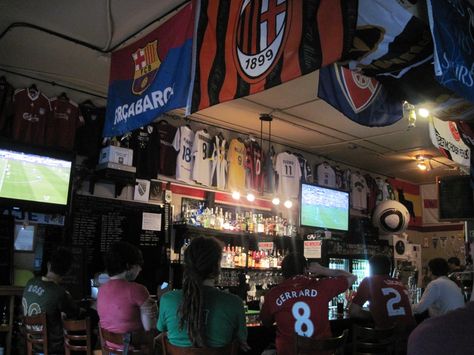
0,286,24,296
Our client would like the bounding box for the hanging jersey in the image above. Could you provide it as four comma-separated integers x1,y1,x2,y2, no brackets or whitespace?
0,79,14,137
342,169,352,191
192,130,213,186
227,139,246,192
172,125,195,184
157,121,177,177
245,141,264,192
130,124,160,179
352,275,416,329
334,166,344,189
47,97,84,150
260,275,348,355
264,147,276,194
275,152,302,200
13,88,51,146
365,174,378,213
351,172,368,210
211,135,227,190
294,153,312,183
316,162,336,188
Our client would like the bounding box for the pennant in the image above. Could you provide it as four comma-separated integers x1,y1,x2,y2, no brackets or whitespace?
318,64,402,127
187,0,357,114
429,116,470,167
345,0,433,78
104,4,193,137
427,0,474,104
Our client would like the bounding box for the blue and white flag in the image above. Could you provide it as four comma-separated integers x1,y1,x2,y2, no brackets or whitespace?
104,4,193,137
318,64,402,127
427,0,474,104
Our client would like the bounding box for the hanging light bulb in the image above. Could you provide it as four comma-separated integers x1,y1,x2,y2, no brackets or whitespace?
232,191,241,200
246,193,255,202
272,197,280,205
284,200,293,209
417,161,428,171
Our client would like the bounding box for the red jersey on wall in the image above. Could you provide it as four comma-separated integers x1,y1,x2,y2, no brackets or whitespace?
352,275,416,329
245,140,264,192
13,88,51,146
47,97,84,150
260,275,348,355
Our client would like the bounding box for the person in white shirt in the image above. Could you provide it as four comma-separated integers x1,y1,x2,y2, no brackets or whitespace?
413,258,465,317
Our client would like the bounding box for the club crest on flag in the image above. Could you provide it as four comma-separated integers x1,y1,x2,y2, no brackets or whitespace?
335,66,381,113
132,40,161,95
234,0,290,82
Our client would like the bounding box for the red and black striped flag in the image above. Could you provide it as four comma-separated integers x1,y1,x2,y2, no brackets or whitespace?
187,0,357,114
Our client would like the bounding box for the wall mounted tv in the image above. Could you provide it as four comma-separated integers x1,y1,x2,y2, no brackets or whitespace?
437,175,474,221
300,183,350,231
0,141,73,213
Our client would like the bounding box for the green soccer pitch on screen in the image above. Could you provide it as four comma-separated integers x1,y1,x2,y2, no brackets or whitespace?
0,148,72,206
300,183,350,231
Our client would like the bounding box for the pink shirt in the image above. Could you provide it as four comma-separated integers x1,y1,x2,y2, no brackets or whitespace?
97,279,150,333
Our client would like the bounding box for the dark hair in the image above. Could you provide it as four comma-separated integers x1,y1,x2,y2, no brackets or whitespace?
105,241,144,277
281,253,307,279
178,236,223,347
369,255,391,275
448,257,461,267
48,247,73,276
428,258,449,277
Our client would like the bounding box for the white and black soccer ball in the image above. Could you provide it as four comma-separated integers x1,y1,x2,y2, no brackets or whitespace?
372,200,410,235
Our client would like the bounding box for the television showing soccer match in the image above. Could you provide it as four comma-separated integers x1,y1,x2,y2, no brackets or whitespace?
300,183,350,231
0,146,72,209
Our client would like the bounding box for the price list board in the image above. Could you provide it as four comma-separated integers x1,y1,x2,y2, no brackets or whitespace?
71,194,165,292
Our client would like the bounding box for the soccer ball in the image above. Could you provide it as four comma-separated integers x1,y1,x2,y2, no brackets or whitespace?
372,200,410,235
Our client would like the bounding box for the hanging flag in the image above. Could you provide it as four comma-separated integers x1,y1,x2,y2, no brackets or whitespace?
104,4,193,137
187,0,357,114
429,116,470,167
318,64,402,127
427,0,474,104
345,0,433,78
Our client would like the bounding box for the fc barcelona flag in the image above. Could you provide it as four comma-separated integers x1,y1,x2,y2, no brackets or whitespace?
187,0,357,114
104,3,193,137
318,64,403,127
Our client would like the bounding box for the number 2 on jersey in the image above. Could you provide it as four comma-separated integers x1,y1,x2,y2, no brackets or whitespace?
382,287,406,316
292,301,314,337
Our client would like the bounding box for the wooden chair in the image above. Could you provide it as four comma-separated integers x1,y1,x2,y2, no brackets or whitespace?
295,329,349,355
352,324,397,355
99,327,153,355
161,334,239,355
62,317,92,355
23,313,48,355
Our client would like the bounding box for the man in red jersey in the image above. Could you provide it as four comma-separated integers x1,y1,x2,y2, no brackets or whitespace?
260,253,356,355
350,254,416,331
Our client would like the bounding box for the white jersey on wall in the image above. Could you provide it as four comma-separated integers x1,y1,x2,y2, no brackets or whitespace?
275,152,302,199
211,135,227,190
316,162,336,188
172,125,195,184
351,172,368,210
191,130,213,186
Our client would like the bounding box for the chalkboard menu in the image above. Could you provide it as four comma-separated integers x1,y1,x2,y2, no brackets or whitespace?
71,194,166,293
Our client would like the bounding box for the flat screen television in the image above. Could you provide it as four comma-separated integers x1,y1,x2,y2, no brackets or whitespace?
437,175,474,221
0,141,73,213
300,182,350,231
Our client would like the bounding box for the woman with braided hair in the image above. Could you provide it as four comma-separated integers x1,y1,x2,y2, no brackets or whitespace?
157,236,250,351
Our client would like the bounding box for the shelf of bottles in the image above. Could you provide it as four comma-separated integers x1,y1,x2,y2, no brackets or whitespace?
181,202,297,237
351,259,370,291
329,258,350,310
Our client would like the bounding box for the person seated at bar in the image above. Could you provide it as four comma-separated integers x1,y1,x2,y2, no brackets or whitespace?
97,241,157,342
260,253,356,355
157,236,249,351
407,301,474,355
22,246,81,354
350,255,416,331
448,257,463,273
412,257,464,317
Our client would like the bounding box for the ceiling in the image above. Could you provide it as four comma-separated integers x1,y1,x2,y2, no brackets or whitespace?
0,0,465,185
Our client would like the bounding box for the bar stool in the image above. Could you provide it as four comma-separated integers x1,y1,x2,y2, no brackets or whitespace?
99,327,153,354
352,324,396,355
23,313,48,355
161,334,239,355
62,317,92,355
295,329,349,355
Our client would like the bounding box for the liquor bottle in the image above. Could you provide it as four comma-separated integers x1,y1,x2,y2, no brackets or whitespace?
240,247,247,267
247,212,254,233
257,214,264,234
209,208,216,229
234,247,241,267
221,246,228,268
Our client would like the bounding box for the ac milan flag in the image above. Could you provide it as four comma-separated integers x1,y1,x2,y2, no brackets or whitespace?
187,0,357,114
104,4,193,137
318,64,403,127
